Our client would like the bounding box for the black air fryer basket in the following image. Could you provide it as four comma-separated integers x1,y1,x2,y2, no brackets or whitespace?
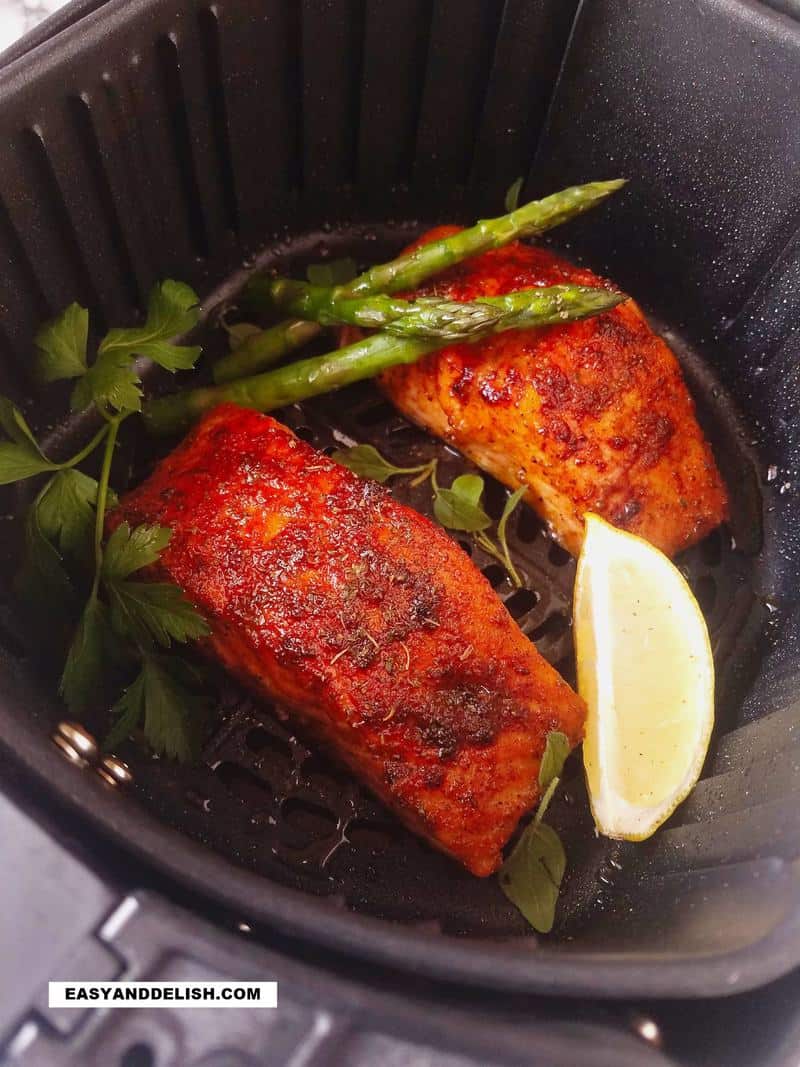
0,0,799,1015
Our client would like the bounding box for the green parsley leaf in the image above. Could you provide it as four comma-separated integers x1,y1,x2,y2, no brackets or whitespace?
103,671,146,751
499,820,566,934
35,302,89,383
0,397,45,455
504,176,524,213
306,257,358,287
0,442,57,484
59,594,109,713
98,280,202,372
108,654,206,760
143,655,208,760
102,522,172,580
0,395,52,483
102,522,206,650
15,491,76,611
538,730,571,792
70,349,143,415
37,469,100,564
433,474,492,532
107,581,209,649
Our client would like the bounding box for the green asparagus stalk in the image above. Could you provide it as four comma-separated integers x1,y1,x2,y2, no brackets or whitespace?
146,284,625,437
217,319,320,378
250,279,628,341
214,179,625,383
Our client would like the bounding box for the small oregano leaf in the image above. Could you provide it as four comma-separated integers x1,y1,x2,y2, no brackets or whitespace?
226,322,262,350
499,821,566,934
332,444,409,484
538,730,571,792
306,257,358,288
433,474,492,532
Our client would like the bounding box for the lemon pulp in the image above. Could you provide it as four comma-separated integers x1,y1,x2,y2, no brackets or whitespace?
575,514,714,840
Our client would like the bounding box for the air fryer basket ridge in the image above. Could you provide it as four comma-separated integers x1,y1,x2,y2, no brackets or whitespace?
0,0,798,998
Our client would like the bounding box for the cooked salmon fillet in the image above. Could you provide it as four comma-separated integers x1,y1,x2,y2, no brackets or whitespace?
377,228,728,557
110,404,585,876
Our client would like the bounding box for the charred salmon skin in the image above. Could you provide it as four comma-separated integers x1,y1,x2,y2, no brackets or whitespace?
377,228,728,557
110,404,585,876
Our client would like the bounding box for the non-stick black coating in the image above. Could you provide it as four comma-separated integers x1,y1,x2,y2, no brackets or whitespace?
0,0,797,999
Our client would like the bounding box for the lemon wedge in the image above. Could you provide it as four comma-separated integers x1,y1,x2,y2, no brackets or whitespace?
574,513,714,841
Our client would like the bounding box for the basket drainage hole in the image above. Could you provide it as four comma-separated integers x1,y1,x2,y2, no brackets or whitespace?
530,612,570,642
505,588,539,619
215,762,273,808
245,728,293,772
483,478,509,520
458,540,473,557
547,540,571,567
516,505,543,542
300,754,351,792
347,819,398,853
119,1044,155,1067
293,425,316,443
281,797,338,840
482,564,506,588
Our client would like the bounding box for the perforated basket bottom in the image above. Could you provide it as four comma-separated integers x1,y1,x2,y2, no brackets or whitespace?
120,262,765,937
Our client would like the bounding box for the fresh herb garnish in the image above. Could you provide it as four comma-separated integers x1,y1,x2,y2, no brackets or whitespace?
306,256,358,288
219,308,263,351
494,486,527,587
95,280,202,373
332,443,436,486
332,444,527,585
504,176,524,213
102,522,209,649
11,282,211,760
35,302,89,383
106,653,209,762
499,730,571,933
432,472,492,532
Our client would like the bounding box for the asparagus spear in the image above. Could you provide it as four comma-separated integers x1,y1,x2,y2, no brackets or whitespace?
249,280,628,340
146,284,625,437
214,179,625,383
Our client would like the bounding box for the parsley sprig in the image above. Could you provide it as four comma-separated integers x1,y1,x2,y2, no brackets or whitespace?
11,281,210,760
332,443,526,586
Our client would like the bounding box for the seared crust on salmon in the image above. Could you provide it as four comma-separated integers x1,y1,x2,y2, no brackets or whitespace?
378,227,728,557
110,405,585,875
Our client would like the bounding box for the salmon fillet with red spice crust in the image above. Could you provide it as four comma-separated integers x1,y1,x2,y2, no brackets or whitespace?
376,227,728,557
110,404,585,876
